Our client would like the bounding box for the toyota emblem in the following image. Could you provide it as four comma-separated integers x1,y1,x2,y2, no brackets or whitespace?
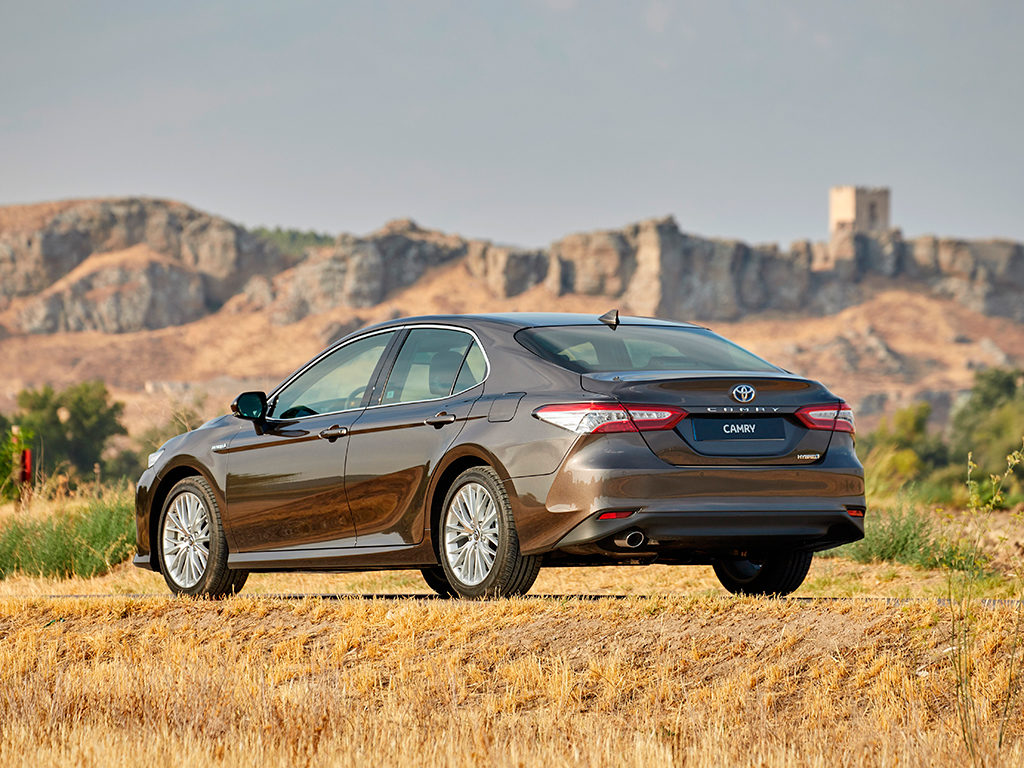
731,384,756,403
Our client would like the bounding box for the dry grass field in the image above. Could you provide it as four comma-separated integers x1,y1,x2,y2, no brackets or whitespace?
1,561,1022,767
1,487,1022,767
0,556,1018,600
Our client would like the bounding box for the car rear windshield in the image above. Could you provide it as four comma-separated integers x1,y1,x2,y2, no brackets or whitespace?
515,325,780,374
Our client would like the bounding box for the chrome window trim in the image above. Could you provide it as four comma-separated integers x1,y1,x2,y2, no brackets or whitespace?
263,323,490,424
369,324,490,411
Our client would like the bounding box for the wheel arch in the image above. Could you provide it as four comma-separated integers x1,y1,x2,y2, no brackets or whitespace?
148,464,211,573
426,446,510,559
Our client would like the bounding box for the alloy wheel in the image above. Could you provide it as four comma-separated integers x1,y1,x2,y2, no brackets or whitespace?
443,481,500,586
162,491,211,588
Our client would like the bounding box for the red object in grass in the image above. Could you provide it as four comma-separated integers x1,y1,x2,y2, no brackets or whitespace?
18,449,31,484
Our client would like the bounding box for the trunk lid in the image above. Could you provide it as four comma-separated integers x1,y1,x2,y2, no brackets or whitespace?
581,371,838,466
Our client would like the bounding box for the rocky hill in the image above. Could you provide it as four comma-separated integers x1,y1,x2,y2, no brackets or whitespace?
3,197,1022,334
0,197,1022,435
0,198,289,333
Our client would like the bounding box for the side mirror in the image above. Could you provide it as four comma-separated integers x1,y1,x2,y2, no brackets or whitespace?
231,391,267,421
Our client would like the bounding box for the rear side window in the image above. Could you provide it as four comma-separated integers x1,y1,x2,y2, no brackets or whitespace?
453,341,487,393
516,325,778,374
381,328,475,404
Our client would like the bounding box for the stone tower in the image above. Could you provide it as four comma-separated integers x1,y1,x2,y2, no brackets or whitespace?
829,186,890,235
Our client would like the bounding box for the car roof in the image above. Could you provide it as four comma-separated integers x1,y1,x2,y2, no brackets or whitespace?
361,312,704,333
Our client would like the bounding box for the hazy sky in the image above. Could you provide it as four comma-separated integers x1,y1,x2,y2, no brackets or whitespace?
1,1,1021,247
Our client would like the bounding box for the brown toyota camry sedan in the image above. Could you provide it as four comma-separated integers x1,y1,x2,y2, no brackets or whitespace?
134,312,865,598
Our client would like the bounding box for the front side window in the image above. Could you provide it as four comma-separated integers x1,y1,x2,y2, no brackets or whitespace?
381,328,475,405
270,331,395,419
516,325,779,374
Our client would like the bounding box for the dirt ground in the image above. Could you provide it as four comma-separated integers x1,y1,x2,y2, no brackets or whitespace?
0,589,1020,767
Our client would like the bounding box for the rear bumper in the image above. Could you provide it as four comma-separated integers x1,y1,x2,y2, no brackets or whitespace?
511,432,866,556
554,507,864,556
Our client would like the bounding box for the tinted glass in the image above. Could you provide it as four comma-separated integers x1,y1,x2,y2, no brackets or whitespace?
453,341,487,393
516,326,778,373
381,328,474,404
269,332,394,418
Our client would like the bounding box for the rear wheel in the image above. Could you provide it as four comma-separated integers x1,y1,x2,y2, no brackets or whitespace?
420,566,456,598
713,551,812,596
158,476,248,597
438,467,540,599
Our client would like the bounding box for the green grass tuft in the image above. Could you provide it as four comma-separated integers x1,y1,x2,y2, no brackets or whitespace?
823,502,978,572
0,488,135,580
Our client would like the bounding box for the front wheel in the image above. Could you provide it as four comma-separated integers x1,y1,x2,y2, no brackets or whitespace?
438,467,540,598
713,551,813,596
158,476,248,597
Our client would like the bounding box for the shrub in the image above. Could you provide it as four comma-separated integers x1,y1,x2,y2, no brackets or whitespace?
251,226,334,257
824,502,975,571
0,486,135,579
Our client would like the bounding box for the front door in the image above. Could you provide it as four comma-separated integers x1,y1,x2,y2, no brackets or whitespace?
224,330,398,552
345,327,487,547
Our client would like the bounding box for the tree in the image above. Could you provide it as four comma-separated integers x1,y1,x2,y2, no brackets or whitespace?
950,368,1024,474
16,381,127,477
859,401,949,484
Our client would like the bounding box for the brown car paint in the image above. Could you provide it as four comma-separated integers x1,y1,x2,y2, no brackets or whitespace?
344,390,480,547
134,313,866,575
222,413,359,551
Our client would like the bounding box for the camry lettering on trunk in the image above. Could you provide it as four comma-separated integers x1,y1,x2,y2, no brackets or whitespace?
723,423,757,434
705,406,781,413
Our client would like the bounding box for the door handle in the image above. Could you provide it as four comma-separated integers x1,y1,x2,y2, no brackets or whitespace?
424,412,457,428
318,425,348,442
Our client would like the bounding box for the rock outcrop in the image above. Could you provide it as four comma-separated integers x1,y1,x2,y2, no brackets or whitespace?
265,219,542,325
2,198,288,332
1,198,1022,334
17,246,208,334
541,217,1024,323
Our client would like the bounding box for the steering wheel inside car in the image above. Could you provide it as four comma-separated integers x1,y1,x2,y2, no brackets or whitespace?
277,404,318,419
344,385,367,410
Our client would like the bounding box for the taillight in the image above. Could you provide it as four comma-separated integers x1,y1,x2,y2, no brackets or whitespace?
794,402,855,434
533,403,688,434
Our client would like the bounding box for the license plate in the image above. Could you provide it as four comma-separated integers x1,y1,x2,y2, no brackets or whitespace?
691,417,786,441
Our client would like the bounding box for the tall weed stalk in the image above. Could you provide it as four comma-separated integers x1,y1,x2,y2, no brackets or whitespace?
948,442,1024,767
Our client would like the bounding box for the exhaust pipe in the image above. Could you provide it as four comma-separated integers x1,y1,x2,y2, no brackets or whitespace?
614,529,646,549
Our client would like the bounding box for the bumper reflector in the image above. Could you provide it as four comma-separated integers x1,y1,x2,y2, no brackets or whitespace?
597,511,636,520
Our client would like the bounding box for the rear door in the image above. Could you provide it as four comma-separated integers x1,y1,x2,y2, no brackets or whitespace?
344,327,487,547
224,330,398,551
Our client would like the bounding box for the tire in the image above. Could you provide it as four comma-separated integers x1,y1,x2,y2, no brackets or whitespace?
420,566,456,598
157,476,248,597
438,466,541,599
712,551,813,597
